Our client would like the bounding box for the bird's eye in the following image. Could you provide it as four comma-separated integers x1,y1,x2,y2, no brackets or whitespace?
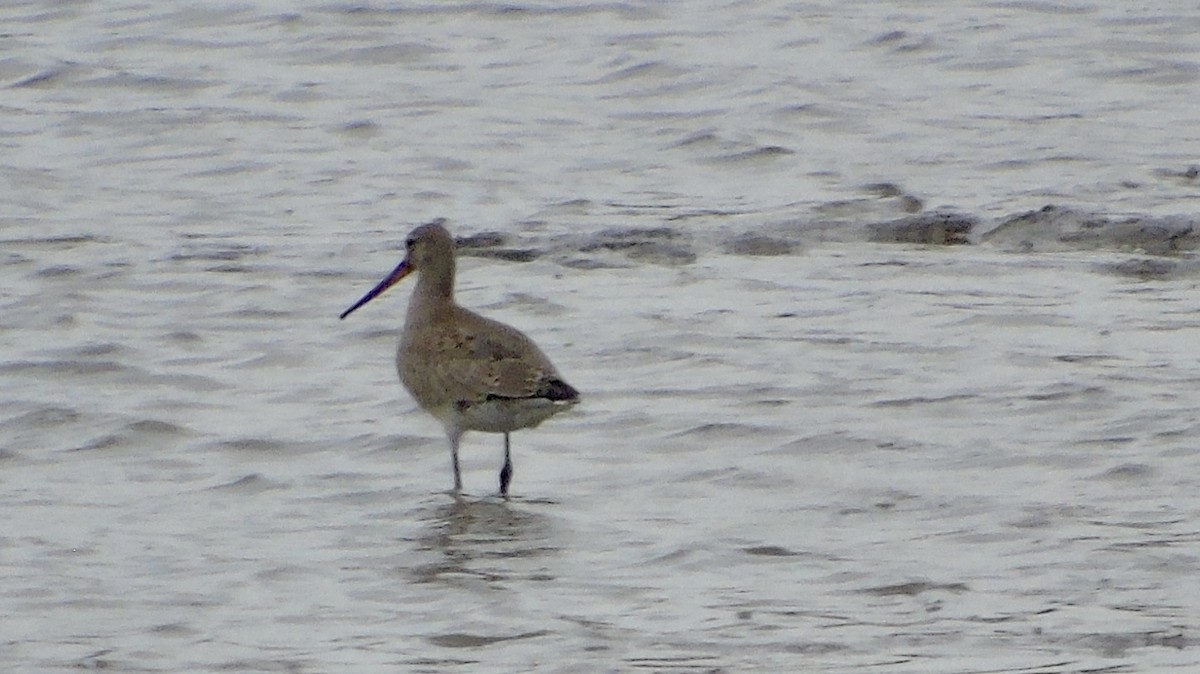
405,238,416,248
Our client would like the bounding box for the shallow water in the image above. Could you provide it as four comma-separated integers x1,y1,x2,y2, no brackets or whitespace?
4,1,1200,672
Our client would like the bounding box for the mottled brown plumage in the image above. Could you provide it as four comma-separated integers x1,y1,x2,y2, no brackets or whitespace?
340,220,579,495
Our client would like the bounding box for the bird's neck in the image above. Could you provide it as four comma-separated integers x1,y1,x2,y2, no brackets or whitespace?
408,261,456,317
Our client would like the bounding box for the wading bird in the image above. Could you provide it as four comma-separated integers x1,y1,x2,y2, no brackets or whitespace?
340,220,579,496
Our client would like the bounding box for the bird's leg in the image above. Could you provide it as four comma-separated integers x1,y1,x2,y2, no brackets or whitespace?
449,430,463,493
499,432,513,497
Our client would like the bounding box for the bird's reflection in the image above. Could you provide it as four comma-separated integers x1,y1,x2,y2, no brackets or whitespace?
410,494,559,584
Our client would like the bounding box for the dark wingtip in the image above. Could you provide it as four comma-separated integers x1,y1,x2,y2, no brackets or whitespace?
482,378,580,404
543,378,579,402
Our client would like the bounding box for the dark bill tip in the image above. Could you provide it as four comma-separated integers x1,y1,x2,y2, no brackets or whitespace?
339,259,412,319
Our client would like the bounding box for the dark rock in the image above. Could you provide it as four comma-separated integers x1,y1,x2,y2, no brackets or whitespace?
578,226,695,264
455,231,508,249
724,234,796,256
983,205,1198,255
867,212,975,245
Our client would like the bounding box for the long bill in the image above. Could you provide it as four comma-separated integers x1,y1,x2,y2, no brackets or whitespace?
339,259,413,319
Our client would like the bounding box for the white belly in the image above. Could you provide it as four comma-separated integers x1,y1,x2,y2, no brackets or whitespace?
453,397,575,434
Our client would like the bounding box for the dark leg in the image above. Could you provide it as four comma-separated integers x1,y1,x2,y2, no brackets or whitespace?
499,433,513,497
449,430,463,493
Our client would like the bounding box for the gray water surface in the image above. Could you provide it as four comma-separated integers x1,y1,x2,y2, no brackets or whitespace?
4,2,1200,672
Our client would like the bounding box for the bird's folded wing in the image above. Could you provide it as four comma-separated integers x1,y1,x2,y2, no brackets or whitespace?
429,353,554,403
412,314,560,403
